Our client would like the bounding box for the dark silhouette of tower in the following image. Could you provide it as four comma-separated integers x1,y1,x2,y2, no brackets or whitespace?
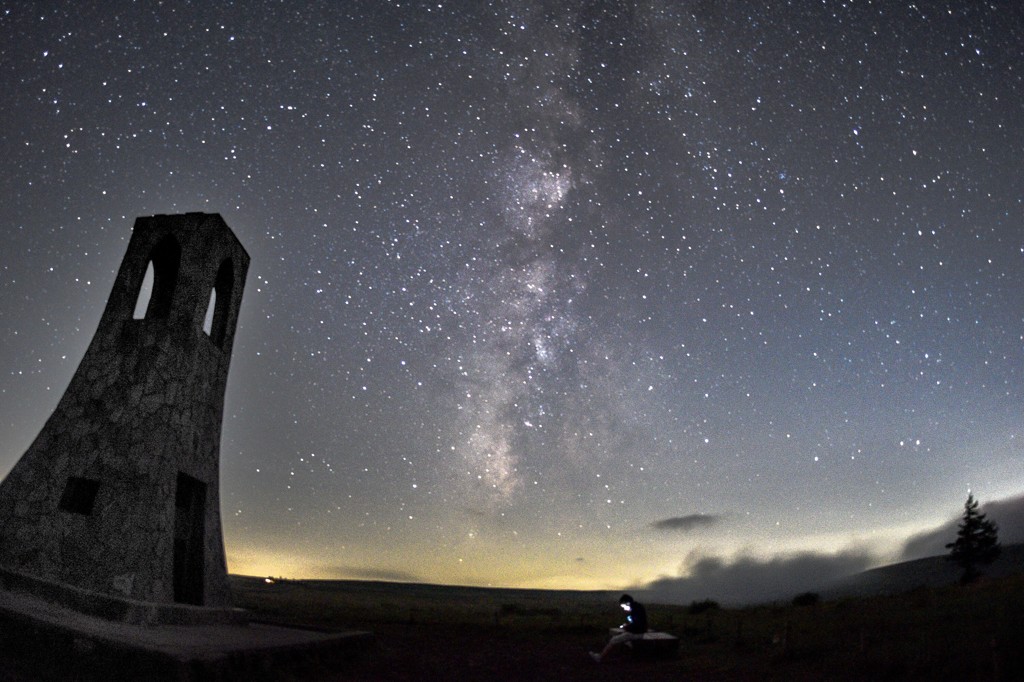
0,213,248,609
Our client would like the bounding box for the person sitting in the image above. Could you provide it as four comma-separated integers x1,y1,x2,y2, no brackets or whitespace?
590,593,648,662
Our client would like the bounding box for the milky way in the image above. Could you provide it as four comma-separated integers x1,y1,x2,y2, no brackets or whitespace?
1,1,1022,595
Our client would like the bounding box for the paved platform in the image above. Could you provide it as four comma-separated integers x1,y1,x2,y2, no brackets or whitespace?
0,587,372,680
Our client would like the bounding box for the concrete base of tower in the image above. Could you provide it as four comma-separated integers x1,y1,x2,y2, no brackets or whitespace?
0,565,248,626
0,581,373,681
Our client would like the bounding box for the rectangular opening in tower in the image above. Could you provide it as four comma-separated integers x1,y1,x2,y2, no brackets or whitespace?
173,472,206,605
58,477,100,515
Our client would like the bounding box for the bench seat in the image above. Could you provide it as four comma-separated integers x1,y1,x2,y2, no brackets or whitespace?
608,628,680,655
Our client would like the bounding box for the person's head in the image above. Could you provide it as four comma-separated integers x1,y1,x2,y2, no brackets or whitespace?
619,593,634,611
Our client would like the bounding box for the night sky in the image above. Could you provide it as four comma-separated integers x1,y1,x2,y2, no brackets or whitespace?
2,2,1023,600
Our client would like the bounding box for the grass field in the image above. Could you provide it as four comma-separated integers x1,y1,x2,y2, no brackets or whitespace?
231,572,1024,680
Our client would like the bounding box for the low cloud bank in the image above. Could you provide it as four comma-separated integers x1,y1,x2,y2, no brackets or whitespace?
900,493,1024,561
639,548,876,606
322,566,422,583
649,514,723,532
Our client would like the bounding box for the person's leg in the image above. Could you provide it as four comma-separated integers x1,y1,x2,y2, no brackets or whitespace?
593,632,633,662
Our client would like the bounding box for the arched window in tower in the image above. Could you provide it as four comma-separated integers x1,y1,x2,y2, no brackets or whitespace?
202,289,216,336
207,258,234,348
132,261,155,320
132,235,181,320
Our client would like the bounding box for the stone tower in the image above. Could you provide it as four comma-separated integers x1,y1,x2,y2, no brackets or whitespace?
0,213,248,609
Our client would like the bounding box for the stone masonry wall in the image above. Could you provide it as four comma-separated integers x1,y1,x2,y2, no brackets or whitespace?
0,214,248,608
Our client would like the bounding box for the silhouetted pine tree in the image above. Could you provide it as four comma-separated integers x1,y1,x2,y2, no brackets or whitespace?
945,492,1000,584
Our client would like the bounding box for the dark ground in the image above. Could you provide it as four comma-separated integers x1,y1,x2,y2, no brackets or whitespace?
2,573,1023,680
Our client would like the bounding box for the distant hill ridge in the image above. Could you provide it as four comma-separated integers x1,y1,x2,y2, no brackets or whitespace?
231,545,1024,606
232,575,619,604
823,543,1024,598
